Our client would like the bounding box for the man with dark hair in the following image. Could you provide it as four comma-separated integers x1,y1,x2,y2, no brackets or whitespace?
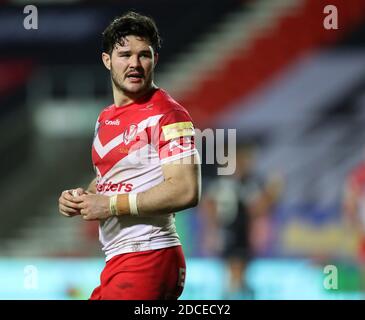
102,11,161,55
58,11,201,300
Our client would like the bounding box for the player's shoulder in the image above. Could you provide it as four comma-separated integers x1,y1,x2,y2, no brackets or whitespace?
154,88,190,116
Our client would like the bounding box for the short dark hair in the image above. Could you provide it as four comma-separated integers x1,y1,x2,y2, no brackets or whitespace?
102,11,162,55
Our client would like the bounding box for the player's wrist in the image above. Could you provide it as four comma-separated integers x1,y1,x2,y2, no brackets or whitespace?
128,193,139,216
109,194,139,216
109,195,119,216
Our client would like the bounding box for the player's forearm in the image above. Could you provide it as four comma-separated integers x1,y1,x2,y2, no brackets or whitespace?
114,164,201,216
87,178,97,194
137,175,200,215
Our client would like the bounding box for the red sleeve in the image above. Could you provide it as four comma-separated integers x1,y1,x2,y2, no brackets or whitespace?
153,110,197,164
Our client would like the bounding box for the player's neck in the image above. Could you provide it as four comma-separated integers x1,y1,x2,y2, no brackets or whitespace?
114,83,158,107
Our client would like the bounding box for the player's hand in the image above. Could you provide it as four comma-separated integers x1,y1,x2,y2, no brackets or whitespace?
58,188,87,217
74,194,111,221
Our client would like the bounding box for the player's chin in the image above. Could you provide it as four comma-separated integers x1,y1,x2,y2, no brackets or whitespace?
124,80,146,91
126,84,145,93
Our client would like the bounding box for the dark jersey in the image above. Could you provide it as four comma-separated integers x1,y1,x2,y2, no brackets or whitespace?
207,174,263,259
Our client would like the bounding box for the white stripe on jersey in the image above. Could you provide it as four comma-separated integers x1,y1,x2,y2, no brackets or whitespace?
94,114,163,159
98,144,163,194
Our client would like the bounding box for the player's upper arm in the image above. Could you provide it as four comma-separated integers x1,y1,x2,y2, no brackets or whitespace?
161,153,201,207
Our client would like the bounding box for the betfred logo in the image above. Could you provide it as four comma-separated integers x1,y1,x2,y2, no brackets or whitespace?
105,119,120,126
96,182,133,193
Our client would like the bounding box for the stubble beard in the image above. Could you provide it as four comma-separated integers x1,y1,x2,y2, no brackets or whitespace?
110,65,152,97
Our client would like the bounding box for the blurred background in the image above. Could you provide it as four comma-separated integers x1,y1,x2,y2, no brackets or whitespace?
1,0,365,299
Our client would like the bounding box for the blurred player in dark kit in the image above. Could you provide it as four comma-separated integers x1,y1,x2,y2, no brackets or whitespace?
201,143,283,299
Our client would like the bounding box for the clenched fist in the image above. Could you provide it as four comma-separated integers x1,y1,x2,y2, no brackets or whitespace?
73,194,111,221
58,188,87,217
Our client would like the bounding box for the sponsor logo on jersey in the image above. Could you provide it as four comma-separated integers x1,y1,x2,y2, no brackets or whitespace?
105,119,120,126
96,182,133,193
162,121,195,140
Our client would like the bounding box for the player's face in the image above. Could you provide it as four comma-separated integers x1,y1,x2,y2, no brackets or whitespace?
109,35,157,96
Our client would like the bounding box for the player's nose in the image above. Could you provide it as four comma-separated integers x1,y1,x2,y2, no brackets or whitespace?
129,54,141,68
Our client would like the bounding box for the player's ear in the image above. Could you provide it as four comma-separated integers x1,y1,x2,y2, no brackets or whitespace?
154,53,159,67
102,52,111,70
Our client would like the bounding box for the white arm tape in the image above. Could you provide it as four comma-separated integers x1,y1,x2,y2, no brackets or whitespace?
128,193,139,216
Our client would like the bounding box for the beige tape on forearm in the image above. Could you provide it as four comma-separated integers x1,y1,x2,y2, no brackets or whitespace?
109,195,118,216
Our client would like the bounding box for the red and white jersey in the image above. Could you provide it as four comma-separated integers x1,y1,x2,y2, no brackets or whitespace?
92,88,197,261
